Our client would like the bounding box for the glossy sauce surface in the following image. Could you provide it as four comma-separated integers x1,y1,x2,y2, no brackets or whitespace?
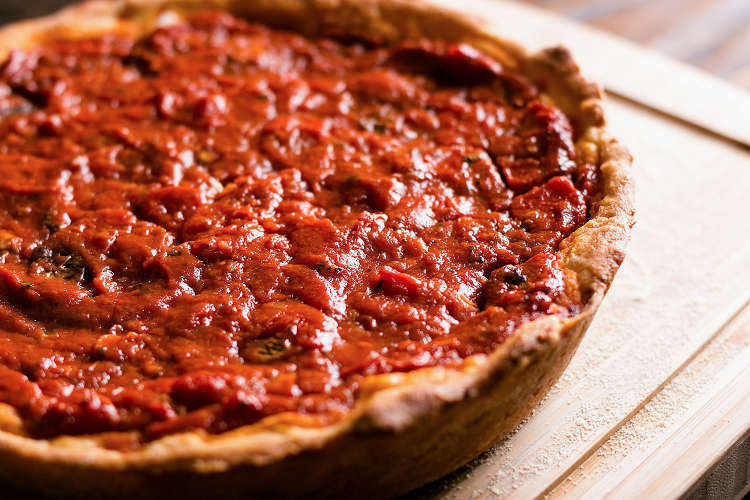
0,12,597,446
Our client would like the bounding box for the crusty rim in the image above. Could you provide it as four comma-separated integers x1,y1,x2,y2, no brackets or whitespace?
0,0,634,475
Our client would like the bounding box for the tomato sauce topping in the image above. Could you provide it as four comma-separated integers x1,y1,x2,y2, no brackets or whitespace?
0,12,598,446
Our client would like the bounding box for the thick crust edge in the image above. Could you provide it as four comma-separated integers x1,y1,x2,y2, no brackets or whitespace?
0,1,634,498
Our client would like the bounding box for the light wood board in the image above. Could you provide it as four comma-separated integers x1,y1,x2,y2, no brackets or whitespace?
550,290,750,499
406,2,750,499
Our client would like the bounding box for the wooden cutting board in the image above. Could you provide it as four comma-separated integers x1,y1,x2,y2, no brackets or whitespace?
403,2,750,499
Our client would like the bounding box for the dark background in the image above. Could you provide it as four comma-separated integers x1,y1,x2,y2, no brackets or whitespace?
1,1,72,23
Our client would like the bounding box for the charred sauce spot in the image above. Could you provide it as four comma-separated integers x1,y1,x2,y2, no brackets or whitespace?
30,246,92,284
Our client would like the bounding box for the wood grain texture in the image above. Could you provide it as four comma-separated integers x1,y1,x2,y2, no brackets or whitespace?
547,300,750,499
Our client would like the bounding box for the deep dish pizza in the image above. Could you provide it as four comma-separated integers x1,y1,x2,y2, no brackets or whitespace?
0,1,633,498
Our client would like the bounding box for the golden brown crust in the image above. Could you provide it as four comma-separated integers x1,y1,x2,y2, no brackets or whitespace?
0,1,634,497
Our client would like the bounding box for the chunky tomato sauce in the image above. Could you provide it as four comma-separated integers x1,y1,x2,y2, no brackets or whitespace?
0,12,598,446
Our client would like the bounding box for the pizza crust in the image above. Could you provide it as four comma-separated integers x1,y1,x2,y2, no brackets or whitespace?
0,1,634,497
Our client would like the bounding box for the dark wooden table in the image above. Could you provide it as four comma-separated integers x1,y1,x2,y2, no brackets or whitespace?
2,0,750,88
